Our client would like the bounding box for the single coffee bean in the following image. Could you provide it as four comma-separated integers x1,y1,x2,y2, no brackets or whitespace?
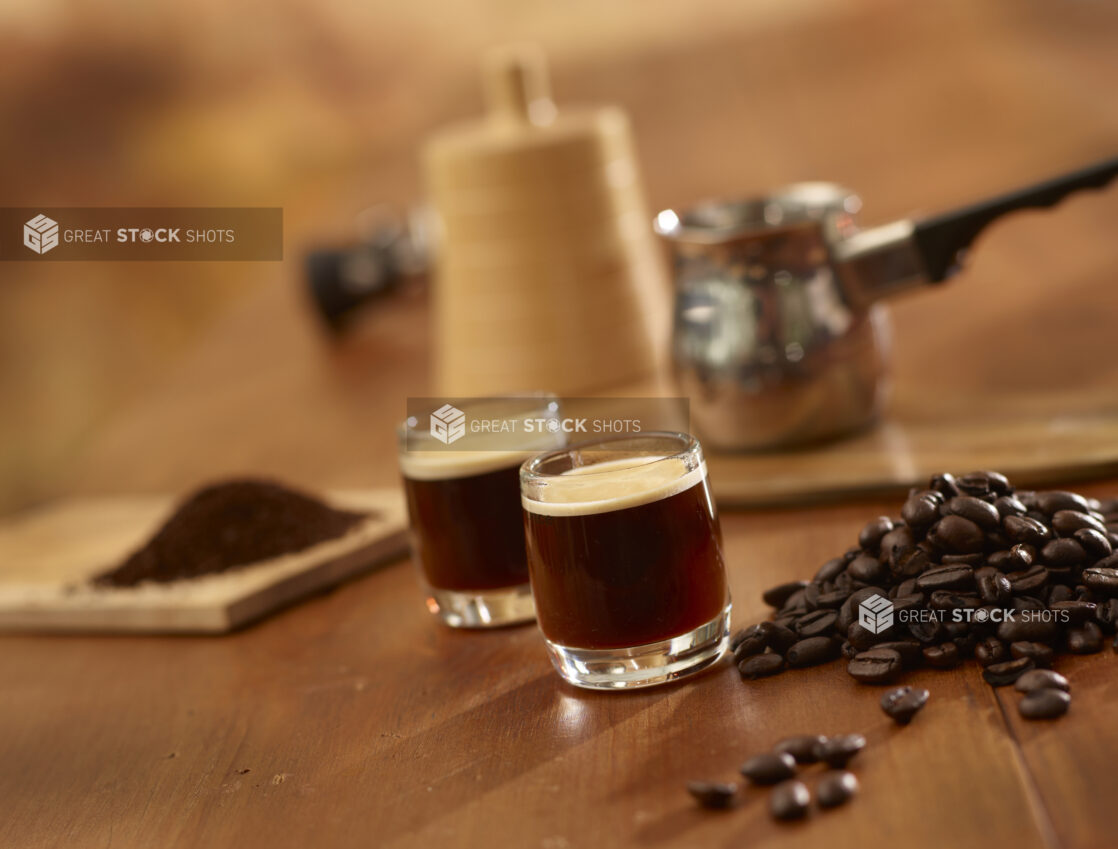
1048,584,1075,604
930,473,960,499
1013,596,1046,614
1018,688,1071,720
814,557,847,583
916,564,977,592
774,735,828,765
880,525,916,566
786,637,842,668
1015,669,1069,693
769,780,811,821
739,653,785,679
1010,641,1055,668
812,734,866,768
1004,515,1052,547
782,589,808,613
1048,600,1097,625
1051,510,1107,537
730,626,755,651
946,496,1001,530
760,621,800,653
982,657,1035,686
1004,544,1036,572
929,590,980,611
795,610,839,638
686,780,738,809
763,581,809,609
1082,565,1118,596
1095,598,1118,633
733,634,768,661
994,495,1027,519
846,622,889,652
923,642,961,669
997,618,1059,643
816,590,849,609
880,686,930,724
1036,491,1091,516
872,640,924,668
1066,622,1104,654
893,547,932,578
929,515,986,554
848,648,903,683
975,637,1008,667
816,770,859,809
941,553,985,567
1042,538,1086,568
978,572,1013,604
848,554,887,584
906,617,944,644
802,584,822,609
1075,528,1113,560
859,516,894,552
902,491,941,528
739,752,797,786
961,470,1010,495
841,641,858,659
1007,565,1049,594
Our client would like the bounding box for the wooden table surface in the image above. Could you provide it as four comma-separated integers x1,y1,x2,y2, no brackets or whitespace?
4,1,1118,847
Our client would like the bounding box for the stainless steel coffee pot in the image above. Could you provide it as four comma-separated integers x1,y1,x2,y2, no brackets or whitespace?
656,158,1118,451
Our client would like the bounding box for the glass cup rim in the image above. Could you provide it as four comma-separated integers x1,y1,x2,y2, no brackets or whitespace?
520,430,699,486
397,390,560,447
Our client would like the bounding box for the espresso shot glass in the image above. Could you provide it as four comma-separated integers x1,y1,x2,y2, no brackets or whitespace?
521,432,730,689
398,396,562,628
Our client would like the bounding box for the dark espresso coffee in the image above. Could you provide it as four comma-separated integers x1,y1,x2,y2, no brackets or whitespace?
524,458,727,649
401,455,528,592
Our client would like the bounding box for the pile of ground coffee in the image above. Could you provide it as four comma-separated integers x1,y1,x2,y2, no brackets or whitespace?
93,479,367,587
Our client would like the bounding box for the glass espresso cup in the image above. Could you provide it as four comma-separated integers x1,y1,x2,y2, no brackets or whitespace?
398,396,562,628
520,432,730,689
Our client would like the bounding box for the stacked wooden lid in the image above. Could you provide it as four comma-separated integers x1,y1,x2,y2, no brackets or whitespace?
423,45,669,395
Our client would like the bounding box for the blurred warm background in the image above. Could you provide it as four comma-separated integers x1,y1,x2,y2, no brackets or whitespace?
2,0,1117,512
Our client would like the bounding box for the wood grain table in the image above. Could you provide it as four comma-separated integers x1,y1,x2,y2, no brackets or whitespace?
3,1,1118,848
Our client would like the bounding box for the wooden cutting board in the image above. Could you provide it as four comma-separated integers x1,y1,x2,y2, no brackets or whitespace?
0,489,408,634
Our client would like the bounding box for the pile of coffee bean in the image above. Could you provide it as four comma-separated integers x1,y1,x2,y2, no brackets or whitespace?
688,732,865,821
734,471,1118,719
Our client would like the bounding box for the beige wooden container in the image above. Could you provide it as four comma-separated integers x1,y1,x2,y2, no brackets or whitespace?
423,45,669,396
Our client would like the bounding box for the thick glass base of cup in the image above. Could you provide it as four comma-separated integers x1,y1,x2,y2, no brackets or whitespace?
425,583,536,628
543,604,731,690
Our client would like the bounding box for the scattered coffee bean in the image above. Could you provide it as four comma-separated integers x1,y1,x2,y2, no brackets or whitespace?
787,637,841,668
1075,528,1112,559
880,686,930,724
813,734,866,768
859,517,894,552
1004,515,1051,547
1009,641,1055,668
916,564,976,592
847,648,903,683
1082,565,1118,595
763,581,810,609
1014,669,1069,693
1018,688,1071,720
795,610,839,638
686,780,738,809
946,496,1001,530
739,752,797,786
1066,622,1104,654
769,780,811,821
929,515,985,554
982,657,1035,687
739,654,785,679
922,642,961,669
1048,600,1097,624
975,637,1008,667
774,735,828,765
1036,491,1090,516
816,771,859,809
